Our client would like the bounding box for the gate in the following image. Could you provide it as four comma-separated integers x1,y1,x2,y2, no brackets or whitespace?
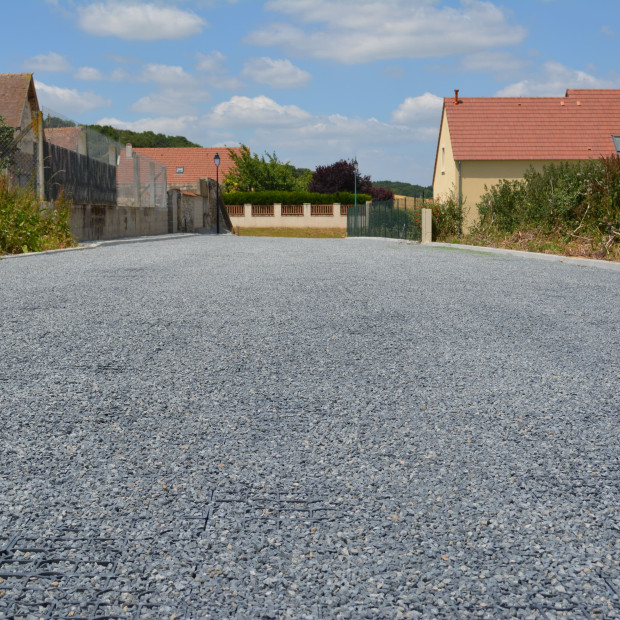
347,199,422,241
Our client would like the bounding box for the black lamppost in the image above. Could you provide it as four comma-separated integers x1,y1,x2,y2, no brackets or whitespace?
353,158,358,236
214,152,221,234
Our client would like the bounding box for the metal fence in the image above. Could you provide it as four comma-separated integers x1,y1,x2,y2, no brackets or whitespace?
43,110,167,208
347,199,423,241
0,118,38,190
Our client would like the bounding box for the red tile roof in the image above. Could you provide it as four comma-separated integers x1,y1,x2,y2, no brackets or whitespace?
444,89,620,161
0,73,38,128
133,147,241,185
44,126,82,151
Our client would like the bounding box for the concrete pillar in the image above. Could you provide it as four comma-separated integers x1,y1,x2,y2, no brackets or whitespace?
304,203,311,219
275,203,281,219
77,130,87,156
108,145,116,166
133,153,140,207
421,208,432,244
149,161,155,208
36,111,45,201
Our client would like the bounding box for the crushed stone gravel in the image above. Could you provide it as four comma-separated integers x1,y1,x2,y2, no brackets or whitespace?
0,236,618,619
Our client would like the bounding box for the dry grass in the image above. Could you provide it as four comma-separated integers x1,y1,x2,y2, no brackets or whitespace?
236,227,346,239
441,228,620,262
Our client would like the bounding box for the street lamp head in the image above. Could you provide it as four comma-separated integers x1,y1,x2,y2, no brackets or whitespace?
353,158,358,173
214,153,221,167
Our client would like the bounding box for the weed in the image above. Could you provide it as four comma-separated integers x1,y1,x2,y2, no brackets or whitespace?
0,175,76,254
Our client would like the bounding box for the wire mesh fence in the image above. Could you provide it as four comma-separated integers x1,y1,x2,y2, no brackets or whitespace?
0,118,38,191
347,199,423,241
38,107,167,207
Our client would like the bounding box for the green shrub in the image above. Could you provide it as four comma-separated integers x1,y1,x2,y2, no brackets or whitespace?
475,155,620,254
430,191,464,239
222,190,371,206
0,176,75,254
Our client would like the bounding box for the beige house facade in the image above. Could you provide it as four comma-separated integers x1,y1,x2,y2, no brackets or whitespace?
433,89,620,230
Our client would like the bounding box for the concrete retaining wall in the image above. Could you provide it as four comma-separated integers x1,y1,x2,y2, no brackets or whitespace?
69,178,231,242
69,204,169,241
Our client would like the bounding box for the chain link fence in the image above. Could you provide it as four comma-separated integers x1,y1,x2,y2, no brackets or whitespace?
0,108,167,208
0,118,38,190
43,108,167,208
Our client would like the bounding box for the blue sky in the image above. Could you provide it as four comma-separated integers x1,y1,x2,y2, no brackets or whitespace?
2,0,619,184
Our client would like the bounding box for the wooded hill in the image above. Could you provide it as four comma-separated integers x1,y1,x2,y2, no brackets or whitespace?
373,180,433,198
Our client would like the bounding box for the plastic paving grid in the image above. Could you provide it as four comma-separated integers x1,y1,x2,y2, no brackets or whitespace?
182,488,340,533
1,502,618,618
0,520,190,620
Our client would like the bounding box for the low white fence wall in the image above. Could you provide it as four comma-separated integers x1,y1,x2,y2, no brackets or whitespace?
226,202,370,229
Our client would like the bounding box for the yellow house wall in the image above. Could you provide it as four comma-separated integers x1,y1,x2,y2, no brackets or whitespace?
460,160,565,229
432,110,458,202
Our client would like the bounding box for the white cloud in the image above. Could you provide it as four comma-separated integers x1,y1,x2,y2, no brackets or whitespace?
496,61,620,96
131,89,210,116
207,95,312,127
392,93,443,125
24,52,72,73
196,52,245,90
461,51,527,75
242,57,311,88
75,67,104,81
132,64,210,114
196,51,228,74
246,0,526,64
96,115,198,135
35,81,111,115
140,64,196,88
600,25,614,38
77,2,207,41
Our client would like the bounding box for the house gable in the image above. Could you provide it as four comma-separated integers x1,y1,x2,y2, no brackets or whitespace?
133,147,241,188
0,73,39,130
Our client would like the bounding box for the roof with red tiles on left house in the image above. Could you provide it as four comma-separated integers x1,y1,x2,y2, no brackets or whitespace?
133,147,241,186
0,73,39,129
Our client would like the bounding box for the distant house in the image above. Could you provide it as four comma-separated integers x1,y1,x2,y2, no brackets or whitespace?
0,73,40,161
133,147,241,192
433,89,620,230
44,126,84,153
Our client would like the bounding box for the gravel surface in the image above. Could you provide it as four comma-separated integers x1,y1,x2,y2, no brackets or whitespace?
0,236,618,619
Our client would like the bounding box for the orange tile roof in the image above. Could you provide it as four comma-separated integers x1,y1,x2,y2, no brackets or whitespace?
444,89,620,161
0,73,38,128
133,147,241,185
44,126,82,151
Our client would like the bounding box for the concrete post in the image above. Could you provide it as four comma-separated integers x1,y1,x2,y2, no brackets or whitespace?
149,161,155,208
304,203,311,219
77,130,87,156
421,208,432,244
36,111,45,201
275,203,281,219
133,153,140,207
108,145,116,166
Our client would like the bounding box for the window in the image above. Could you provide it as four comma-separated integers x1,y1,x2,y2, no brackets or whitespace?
613,136,620,155
441,146,446,174
176,166,184,174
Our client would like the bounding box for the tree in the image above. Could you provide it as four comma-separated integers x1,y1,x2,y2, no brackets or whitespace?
224,145,302,192
87,124,201,148
308,158,394,200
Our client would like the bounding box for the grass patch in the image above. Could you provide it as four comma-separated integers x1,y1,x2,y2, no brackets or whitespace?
441,228,620,261
237,227,346,238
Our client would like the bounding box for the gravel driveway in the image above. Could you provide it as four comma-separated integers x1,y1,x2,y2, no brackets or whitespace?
1,236,618,619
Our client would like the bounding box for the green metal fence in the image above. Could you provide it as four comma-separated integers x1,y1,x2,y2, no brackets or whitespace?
347,198,423,240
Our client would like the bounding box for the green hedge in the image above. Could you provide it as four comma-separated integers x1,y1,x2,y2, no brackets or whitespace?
222,190,371,206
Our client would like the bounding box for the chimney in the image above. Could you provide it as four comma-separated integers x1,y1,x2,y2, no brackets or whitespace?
454,89,460,105
126,143,132,158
